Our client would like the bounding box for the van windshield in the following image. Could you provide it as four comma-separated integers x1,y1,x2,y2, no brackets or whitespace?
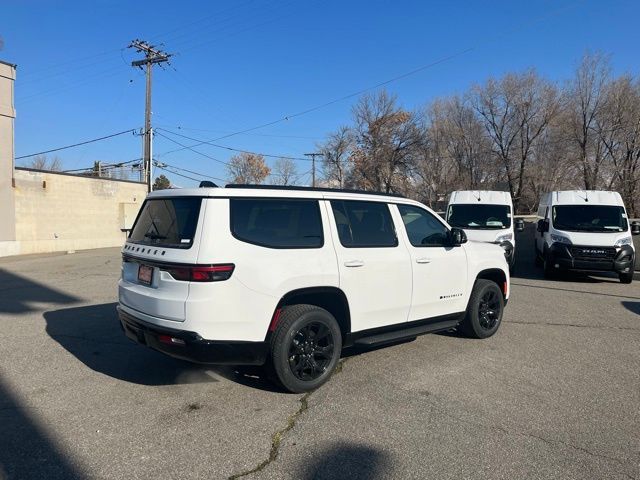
552,205,628,232
129,198,202,248
447,204,511,229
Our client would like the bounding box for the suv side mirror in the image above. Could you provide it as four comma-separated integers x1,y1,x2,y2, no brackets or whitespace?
632,221,640,236
536,219,549,233
515,218,525,233
449,228,467,246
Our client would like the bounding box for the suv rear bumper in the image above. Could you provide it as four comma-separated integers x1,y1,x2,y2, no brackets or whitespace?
118,306,268,365
547,244,634,274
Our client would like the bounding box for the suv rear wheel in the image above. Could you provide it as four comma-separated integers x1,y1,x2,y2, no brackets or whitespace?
269,304,342,393
460,279,504,339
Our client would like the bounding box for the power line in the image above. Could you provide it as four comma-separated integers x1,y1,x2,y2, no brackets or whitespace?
154,130,230,165
60,158,142,173
155,124,320,140
154,164,201,182
156,0,584,155
154,160,228,183
15,129,138,160
156,128,311,161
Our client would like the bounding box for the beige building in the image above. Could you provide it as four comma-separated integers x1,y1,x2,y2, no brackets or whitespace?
0,59,147,258
0,60,16,245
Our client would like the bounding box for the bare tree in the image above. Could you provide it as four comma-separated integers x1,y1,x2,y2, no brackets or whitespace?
566,52,611,189
346,90,421,194
426,96,494,190
26,155,63,171
227,152,270,184
525,108,577,212
471,70,560,211
597,76,640,216
271,157,298,186
319,126,353,188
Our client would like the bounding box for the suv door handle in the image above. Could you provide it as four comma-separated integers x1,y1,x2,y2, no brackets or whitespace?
344,260,365,268
416,257,432,264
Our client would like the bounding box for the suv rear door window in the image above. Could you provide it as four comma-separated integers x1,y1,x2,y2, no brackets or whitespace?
130,197,202,249
230,198,323,248
331,200,397,248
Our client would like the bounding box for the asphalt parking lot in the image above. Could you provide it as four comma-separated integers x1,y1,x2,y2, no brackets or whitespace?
1,232,639,479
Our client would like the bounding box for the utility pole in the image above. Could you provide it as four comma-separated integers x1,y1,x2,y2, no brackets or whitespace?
128,39,171,192
304,152,323,187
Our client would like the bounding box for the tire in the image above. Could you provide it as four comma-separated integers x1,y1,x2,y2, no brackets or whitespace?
269,304,342,393
543,252,556,279
534,246,543,267
619,272,634,284
460,279,504,339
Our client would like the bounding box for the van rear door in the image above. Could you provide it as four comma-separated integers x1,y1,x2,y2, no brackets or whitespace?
119,196,204,321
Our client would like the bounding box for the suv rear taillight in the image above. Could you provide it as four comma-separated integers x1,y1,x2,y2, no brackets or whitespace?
164,264,235,282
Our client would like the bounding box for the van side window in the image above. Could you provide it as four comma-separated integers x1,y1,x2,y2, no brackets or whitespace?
230,198,323,248
398,204,449,247
330,200,397,248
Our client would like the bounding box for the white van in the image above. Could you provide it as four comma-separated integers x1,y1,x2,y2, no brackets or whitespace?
535,190,638,283
118,185,510,392
446,191,523,271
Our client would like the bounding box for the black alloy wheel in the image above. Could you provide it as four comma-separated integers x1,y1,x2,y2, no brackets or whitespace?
269,304,342,393
288,322,335,381
478,289,501,331
459,279,504,339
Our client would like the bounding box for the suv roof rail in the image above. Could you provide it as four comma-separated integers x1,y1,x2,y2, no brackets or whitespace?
224,184,406,198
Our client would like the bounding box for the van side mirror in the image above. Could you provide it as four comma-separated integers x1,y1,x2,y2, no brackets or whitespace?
632,221,640,236
536,219,549,233
449,228,467,246
515,219,525,233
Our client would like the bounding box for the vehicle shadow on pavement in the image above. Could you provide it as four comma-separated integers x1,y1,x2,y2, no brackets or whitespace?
43,303,279,391
296,442,391,479
621,301,640,316
0,375,84,480
0,268,80,314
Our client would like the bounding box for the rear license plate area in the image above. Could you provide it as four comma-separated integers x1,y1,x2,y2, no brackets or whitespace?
137,264,153,285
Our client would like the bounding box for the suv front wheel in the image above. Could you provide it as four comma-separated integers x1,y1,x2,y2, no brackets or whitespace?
460,279,504,339
269,304,342,393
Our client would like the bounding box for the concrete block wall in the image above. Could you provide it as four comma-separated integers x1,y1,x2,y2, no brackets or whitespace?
0,168,146,257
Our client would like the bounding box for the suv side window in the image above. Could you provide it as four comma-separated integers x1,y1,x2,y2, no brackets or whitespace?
398,204,449,247
230,198,323,248
330,200,397,248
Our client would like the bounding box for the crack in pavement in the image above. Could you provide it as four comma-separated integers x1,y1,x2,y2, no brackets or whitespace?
505,320,640,332
227,359,349,479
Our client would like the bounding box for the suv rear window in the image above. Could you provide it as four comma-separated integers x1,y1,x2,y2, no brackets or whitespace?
130,197,202,249
230,198,323,248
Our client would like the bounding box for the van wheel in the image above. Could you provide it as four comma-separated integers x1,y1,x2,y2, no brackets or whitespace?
619,272,634,284
269,304,342,393
543,253,556,279
460,279,504,339
534,246,543,267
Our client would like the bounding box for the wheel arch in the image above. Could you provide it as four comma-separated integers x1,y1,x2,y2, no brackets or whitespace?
475,268,508,298
268,287,351,340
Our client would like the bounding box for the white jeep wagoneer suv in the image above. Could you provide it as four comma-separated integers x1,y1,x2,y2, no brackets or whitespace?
118,185,510,392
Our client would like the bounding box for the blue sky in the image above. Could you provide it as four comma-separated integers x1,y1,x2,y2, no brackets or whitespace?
3,0,640,187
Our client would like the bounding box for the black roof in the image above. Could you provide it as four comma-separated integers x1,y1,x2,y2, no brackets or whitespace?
224,184,406,198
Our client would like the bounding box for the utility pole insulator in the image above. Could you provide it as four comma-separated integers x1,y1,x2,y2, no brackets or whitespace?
128,40,172,193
